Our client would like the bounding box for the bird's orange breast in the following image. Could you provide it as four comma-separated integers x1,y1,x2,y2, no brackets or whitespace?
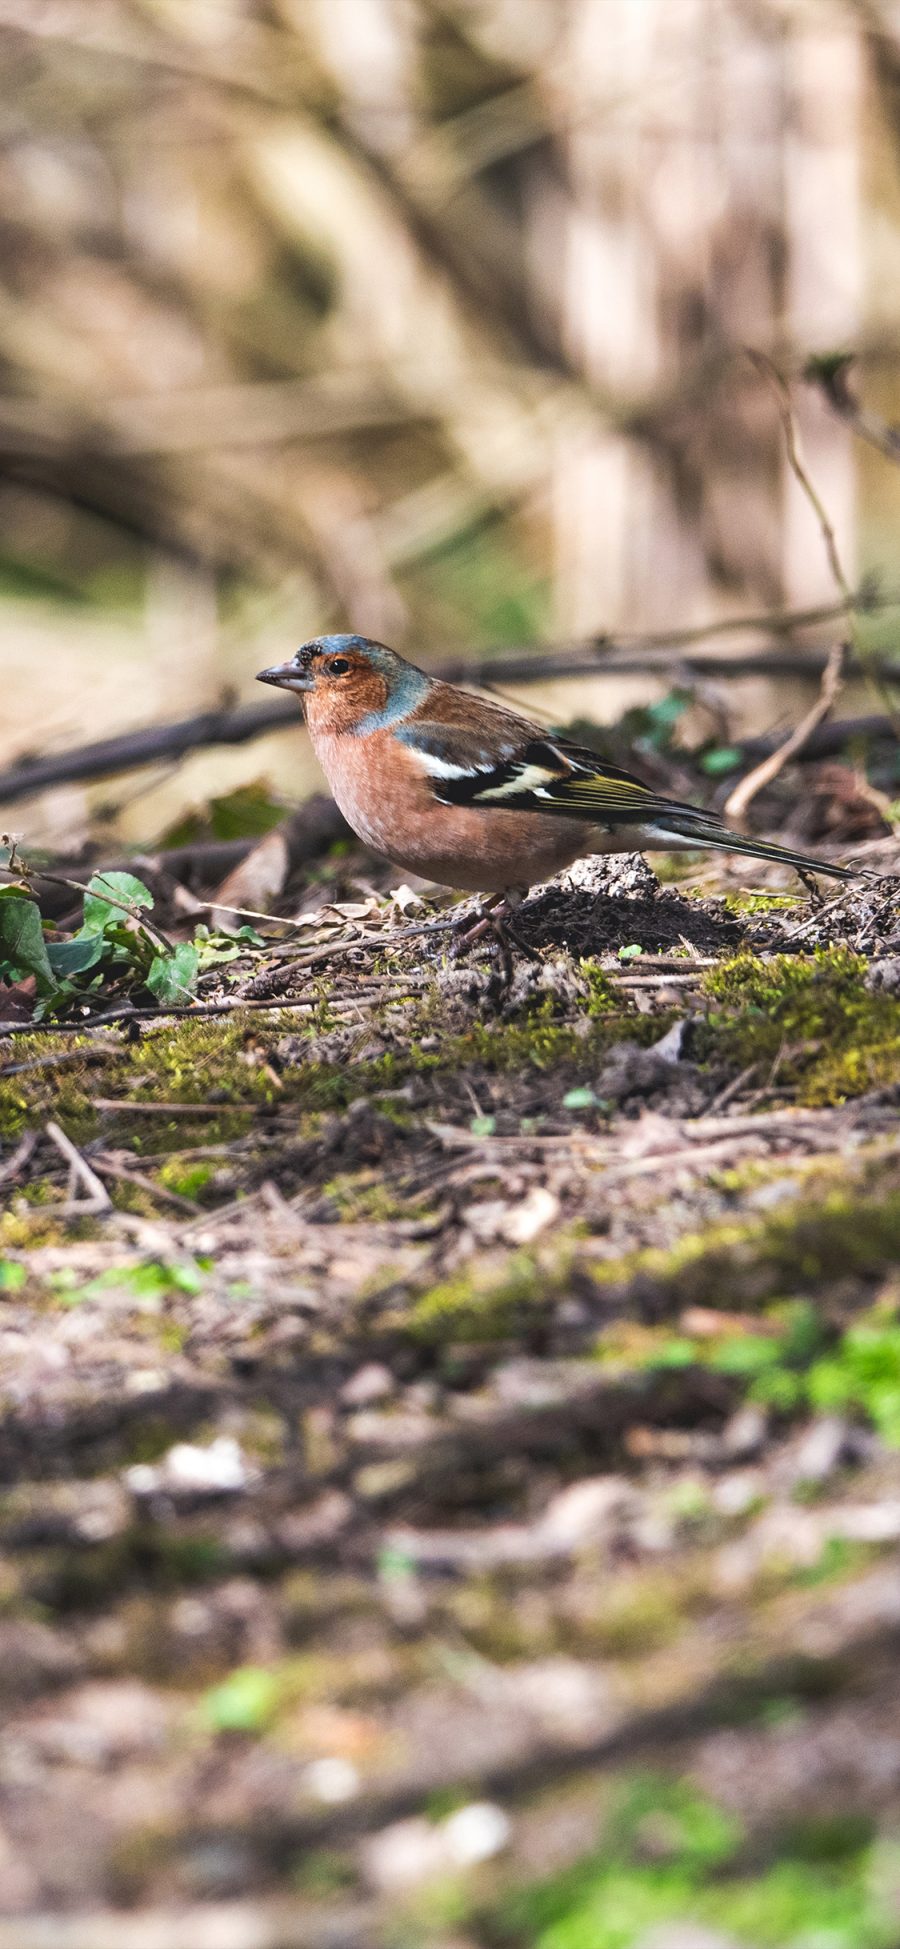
306,724,585,893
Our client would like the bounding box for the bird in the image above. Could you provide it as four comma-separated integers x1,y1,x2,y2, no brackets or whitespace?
257,633,853,942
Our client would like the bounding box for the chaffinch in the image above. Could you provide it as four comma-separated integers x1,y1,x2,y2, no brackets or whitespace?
257,634,852,911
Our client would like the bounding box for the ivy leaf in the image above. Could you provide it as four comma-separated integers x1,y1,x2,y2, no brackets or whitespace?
146,943,199,1005
0,894,55,992
46,934,106,977
83,870,154,934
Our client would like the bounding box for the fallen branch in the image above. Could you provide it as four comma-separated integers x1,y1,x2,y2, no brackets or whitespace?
2,599,896,811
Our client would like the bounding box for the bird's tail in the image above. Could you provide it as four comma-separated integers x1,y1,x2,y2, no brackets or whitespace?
640,809,854,882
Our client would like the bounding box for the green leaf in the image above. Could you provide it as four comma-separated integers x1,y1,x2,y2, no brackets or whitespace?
193,922,263,968
0,895,55,991
709,1333,783,1377
618,942,642,960
700,745,743,776
469,1114,496,1137
46,934,106,977
202,1666,279,1734
83,870,154,934
563,1086,598,1110
146,943,199,1004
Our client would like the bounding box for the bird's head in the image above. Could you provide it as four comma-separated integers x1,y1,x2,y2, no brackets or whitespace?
257,634,429,735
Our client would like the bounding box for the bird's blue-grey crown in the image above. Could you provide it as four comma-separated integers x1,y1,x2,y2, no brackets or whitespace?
256,633,431,729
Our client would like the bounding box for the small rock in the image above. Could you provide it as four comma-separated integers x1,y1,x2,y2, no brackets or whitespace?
277,1491,353,1554
362,1803,510,1893
562,853,659,900
538,1475,633,1551
834,1501,900,1543
303,1756,361,1803
503,1186,560,1245
720,1402,768,1461
442,1802,511,1866
0,1826,38,1912
866,956,900,993
649,1017,689,1062
341,1362,395,1408
465,1200,511,1243
73,1481,130,1544
505,1658,617,1744
126,1435,252,1502
712,1469,766,1518
790,1415,851,1485
24,1680,170,1766
362,1816,443,1892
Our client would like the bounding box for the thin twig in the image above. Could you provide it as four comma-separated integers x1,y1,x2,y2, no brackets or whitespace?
44,1121,112,1216
748,351,851,598
0,919,456,1035
90,1153,201,1214
724,640,848,826
0,1129,39,1186
0,864,172,954
726,353,854,824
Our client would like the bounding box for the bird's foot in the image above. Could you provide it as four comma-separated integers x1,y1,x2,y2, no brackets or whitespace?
451,892,539,978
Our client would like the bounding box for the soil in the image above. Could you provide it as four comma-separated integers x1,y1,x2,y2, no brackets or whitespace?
1,847,900,1946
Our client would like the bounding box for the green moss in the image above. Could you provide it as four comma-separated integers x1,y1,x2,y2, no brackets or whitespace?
496,1774,891,1949
584,1578,687,1658
699,949,900,1105
789,1302,900,1443
579,962,618,1013
158,1159,214,1198
592,1172,900,1314
407,1250,557,1344
322,1172,429,1224
724,892,802,914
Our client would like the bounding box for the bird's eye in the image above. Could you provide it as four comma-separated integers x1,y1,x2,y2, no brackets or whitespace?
326,656,350,676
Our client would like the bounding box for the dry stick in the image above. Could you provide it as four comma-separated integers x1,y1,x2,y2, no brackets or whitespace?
90,1152,201,1215
704,1063,761,1117
0,1129,39,1186
44,1120,112,1216
724,639,848,827
806,353,900,737
725,352,853,827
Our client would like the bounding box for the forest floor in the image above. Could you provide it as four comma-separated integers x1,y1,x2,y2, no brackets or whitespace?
2,837,900,1948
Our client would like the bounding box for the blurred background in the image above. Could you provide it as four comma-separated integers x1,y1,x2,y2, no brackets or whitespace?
3,0,900,853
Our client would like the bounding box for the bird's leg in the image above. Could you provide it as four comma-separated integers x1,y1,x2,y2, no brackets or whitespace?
495,887,541,962
451,888,539,969
451,892,505,955
796,866,824,907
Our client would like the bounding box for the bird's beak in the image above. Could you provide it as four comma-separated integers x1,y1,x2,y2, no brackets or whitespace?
256,660,315,693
